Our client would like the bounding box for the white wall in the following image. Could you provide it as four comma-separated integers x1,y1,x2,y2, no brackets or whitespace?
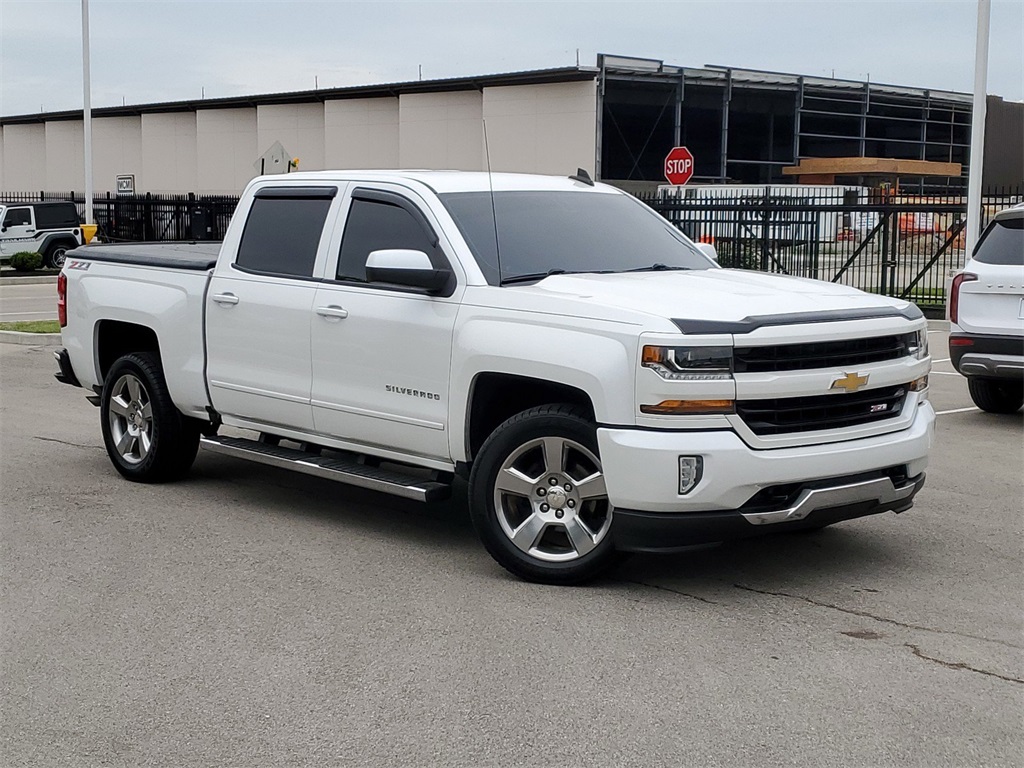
44,121,85,191
257,103,325,173
196,108,258,193
482,81,597,176
1,123,46,191
0,128,5,190
399,91,484,171
142,113,198,193
324,97,399,169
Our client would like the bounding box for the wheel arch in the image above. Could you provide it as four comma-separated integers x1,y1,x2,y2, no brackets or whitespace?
464,372,595,462
95,320,161,383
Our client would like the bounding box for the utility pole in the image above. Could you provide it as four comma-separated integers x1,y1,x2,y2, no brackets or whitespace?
81,0,93,224
966,0,991,260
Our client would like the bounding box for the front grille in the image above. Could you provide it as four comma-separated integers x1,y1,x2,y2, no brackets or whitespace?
734,334,913,373
736,385,908,435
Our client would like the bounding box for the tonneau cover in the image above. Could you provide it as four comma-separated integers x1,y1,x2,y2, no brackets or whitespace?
68,242,221,271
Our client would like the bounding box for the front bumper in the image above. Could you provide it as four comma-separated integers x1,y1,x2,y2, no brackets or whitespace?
949,333,1024,379
596,400,934,550
613,471,925,553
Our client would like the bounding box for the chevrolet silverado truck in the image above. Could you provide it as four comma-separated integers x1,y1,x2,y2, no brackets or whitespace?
55,171,934,584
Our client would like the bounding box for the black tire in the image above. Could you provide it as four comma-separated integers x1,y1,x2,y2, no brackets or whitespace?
44,242,70,269
468,404,626,585
967,377,1024,414
100,352,200,482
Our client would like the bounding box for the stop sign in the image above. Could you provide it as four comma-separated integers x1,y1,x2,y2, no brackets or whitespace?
664,146,695,186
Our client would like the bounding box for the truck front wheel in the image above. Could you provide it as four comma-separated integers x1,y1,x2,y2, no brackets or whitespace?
100,352,200,482
469,404,624,585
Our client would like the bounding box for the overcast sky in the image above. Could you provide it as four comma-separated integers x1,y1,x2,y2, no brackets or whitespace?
1,0,1022,117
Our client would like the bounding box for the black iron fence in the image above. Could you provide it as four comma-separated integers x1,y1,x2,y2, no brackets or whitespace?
0,191,239,243
4,186,1022,311
634,186,1023,313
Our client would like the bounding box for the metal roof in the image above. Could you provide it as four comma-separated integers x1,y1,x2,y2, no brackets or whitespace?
0,65,599,125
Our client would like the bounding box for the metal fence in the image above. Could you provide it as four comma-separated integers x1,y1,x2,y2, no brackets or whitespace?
634,186,1023,312
4,186,1022,311
0,191,239,243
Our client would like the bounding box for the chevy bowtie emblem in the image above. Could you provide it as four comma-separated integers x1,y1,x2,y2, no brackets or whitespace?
831,372,870,393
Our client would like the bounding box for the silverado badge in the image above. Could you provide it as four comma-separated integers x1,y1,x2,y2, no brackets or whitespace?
831,372,870,393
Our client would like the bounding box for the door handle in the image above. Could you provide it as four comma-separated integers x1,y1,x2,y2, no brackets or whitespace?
316,305,349,320
212,292,239,306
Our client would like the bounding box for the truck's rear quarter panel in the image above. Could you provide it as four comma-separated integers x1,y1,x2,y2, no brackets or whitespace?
63,245,216,418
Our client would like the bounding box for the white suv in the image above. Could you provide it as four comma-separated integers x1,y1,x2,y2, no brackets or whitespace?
949,203,1024,413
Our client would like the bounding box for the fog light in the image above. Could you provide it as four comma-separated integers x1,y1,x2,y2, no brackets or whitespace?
679,456,704,495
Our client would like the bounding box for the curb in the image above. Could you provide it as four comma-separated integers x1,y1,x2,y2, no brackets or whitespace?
0,331,62,345
0,275,59,286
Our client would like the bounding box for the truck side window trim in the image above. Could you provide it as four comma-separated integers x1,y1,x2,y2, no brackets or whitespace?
254,186,339,200
229,264,325,282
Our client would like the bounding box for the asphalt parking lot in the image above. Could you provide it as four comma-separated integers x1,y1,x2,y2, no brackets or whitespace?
1,330,1021,767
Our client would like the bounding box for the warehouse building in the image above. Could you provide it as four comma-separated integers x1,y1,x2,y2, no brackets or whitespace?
1,54,1021,195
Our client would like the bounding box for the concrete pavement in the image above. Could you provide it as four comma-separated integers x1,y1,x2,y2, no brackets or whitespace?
1,333,1020,767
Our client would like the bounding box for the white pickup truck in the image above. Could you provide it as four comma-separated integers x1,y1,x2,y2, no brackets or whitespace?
55,171,934,584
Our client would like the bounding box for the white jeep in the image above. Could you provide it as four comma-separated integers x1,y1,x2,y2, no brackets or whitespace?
0,201,86,269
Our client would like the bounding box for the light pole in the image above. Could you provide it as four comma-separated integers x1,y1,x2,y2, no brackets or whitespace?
965,0,991,260
82,0,93,225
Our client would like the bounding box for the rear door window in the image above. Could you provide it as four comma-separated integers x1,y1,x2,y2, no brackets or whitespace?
235,189,335,277
974,217,1024,266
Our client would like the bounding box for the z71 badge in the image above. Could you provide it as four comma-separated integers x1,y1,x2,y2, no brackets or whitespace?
66,260,91,270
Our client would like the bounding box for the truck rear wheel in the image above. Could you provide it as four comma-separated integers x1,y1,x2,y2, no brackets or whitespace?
100,352,199,482
469,404,624,585
967,377,1024,414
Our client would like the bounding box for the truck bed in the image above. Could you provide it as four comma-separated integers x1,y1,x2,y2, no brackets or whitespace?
70,242,221,270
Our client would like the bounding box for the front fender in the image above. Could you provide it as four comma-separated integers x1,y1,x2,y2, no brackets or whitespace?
450,312,638,462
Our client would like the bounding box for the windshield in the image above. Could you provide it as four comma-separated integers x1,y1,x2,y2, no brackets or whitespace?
439,190,715,285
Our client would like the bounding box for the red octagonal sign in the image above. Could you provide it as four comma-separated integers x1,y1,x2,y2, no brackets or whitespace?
664,146,695,186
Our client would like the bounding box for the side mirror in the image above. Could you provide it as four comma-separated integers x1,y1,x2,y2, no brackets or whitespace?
366,249,451,292
697,242,719,262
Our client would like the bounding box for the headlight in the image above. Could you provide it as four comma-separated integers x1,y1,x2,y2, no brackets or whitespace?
906,329,929,360
641,345,733,380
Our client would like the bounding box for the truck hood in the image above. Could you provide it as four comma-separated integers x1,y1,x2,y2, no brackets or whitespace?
509,269,914,329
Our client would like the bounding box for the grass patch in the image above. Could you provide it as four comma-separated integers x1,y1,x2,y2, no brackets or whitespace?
0,320,60,333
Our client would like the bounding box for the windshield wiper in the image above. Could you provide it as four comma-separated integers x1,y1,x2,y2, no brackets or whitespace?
622,263,692,273
501,269,591,285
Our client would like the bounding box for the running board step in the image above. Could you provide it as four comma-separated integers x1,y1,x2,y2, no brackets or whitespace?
200,436,451,502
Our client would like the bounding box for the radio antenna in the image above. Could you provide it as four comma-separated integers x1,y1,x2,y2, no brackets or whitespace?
482,119,503,284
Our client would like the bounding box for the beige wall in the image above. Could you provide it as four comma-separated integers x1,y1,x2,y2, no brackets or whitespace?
399,91,484,171
257,103,325,173
324,97,399,169
142,113,198,193
1,79,601,193
1,123,46,191
196,108,258,193
482,81,597,176
44,121,85,191
91,116,142,194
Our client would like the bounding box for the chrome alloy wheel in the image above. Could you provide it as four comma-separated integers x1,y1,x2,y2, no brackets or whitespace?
107,373,154,465
493,436,612,562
